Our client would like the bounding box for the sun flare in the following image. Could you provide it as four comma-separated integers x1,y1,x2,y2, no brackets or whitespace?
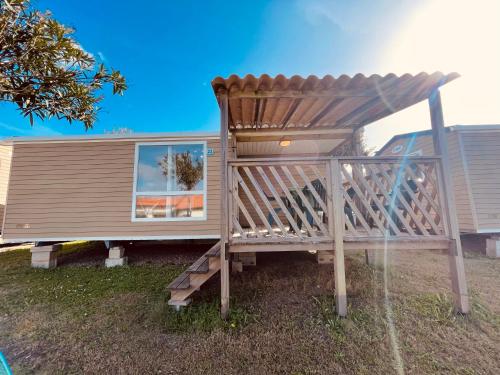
366,0,500,150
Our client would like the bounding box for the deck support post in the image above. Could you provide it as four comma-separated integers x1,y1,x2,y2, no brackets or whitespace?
486,236,500,258
364,249,374,265
331,159,347,317
219,94,230,319
429,90,469,314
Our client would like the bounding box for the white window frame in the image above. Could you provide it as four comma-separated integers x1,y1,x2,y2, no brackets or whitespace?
131,141,208,222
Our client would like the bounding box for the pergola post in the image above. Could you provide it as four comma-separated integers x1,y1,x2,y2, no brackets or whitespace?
428,90,469,314
219,94,230,319
331,159,347,317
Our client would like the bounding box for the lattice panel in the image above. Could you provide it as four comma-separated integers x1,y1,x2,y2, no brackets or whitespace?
230,162,332,242
340,160,445,238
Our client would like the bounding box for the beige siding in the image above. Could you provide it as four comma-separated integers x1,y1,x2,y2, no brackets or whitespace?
461,131,500,232
3,138,221,241
0,143,13,232
379,131,476,232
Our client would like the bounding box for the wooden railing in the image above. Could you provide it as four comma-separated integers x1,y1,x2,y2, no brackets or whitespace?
338,156,447,239
228,156,448,244
228,158,333,244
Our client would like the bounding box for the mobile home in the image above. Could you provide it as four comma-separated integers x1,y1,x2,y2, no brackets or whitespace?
0,72,472,317
0,132,222,242
378,125,500,257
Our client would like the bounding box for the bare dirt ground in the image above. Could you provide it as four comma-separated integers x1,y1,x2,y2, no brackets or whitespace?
0,238,498,374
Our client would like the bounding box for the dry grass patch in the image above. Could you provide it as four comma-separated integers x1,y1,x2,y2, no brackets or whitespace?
0,242,498,374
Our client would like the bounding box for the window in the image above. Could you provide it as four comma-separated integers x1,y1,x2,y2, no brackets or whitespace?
132,142,207,221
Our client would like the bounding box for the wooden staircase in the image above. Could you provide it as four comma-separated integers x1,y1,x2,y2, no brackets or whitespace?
167,241,221,309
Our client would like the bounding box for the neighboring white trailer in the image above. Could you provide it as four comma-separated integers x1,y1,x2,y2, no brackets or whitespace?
379,124,500,257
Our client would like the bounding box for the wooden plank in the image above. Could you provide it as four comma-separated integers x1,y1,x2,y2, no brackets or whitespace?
229,238,450,252
255,166,303,238
331,160,347,317
235,128,353,142
187,257,209,274
340,164,387,235
310,165,327,192
228,164,234,238
228,155,441,165
169,263,221,302
325,160,336,238
269,166,318,238
429,90,469,314
396,166,440,234
206,241,221,257
406,164,441,229
230,242,335,253
342,189,372,235
365,164,417,236
167,272,191,290
342,201,358,236
374,163,430,236
234,168,276,238
281,165,330,236
242,166,288,236
350,163,402,235
219,94,230,319
405,163,441,214
295,165,328,213
234,185,262,238
232,217,247,240
230,163,246,238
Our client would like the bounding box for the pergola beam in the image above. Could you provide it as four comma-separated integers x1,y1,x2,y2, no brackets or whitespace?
234,128,353,142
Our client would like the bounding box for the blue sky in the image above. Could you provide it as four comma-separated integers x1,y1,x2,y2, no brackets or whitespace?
1,0,499,149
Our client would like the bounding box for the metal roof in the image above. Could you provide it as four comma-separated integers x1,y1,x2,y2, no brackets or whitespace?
0,131,220,144
376,124,500,155
211,72,459,131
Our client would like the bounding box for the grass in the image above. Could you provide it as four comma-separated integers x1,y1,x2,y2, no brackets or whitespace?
0,245,180,315
0,242,499,374
163,298,256,332
0,242,256,333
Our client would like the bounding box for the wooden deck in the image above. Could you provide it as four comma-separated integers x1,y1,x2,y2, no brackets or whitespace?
228,156,448,248
215,74,470,317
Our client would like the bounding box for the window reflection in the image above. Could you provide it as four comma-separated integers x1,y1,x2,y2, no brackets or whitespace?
134,143,205,220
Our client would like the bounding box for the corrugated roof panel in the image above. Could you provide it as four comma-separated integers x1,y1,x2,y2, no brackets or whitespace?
212,72,459,131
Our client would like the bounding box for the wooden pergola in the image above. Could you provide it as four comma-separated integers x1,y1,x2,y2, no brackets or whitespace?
212,73,469,318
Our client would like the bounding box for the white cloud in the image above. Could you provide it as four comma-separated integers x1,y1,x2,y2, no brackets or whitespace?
0,121,62,138
137,162,166,191
97,51,107,62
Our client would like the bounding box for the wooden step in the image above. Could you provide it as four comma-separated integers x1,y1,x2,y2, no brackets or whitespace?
167,272,191,290
169,259,221,301
187,256,209,274
206,242,221,257
167,240,222,307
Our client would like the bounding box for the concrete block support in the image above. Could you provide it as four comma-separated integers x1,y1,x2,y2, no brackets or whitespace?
364,249,374,265
317,250,335,264
231,260,243,273
30,244,62,269
105,245,127,267
238,252,256,266
486,237,500,258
